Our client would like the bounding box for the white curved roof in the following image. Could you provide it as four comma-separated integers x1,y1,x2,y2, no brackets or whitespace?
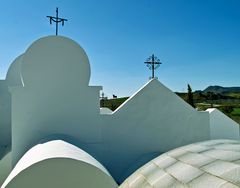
120,139,240,188
1,140,117,188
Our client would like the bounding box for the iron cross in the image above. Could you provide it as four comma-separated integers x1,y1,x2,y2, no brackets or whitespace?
47,8,68,35
144,54,162,79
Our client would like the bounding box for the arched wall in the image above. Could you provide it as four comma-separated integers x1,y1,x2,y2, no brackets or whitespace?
1,140,117,188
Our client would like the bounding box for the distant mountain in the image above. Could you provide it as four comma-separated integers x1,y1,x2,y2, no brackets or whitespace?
203,86,240,94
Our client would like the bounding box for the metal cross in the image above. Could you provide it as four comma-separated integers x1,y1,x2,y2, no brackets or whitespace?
47,8,68,35
144,54,162,79
100,92,107,107
100,92,105,100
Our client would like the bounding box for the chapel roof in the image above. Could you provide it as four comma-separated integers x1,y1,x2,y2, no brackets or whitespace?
120,139,240,188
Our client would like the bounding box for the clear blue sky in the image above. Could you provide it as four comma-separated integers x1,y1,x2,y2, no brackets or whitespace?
0,0,240,97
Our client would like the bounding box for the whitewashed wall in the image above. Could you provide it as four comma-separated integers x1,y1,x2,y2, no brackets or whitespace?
207,108,239,140
6,55,24,87
0,152,11,186
9,36,102,166
100,79,210,182
5,36,232,185
0,81,11,157
0,55,24,160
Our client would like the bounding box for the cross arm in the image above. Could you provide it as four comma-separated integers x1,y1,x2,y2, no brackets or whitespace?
144,61,152,64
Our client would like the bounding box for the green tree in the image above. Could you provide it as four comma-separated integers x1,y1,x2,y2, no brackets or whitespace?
187,84,195,108
221,106,234,114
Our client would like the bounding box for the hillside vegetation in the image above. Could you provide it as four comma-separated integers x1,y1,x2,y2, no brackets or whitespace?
203,86,240,94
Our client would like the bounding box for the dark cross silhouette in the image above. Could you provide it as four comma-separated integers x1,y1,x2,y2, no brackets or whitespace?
100,92,105,100
144,54,162,79
100,92,107,107
47,8,68,35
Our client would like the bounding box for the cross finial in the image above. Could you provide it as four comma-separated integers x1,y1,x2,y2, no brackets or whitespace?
100,92,105,99
47,8,68,35
144,54,162,79
100,92,107,107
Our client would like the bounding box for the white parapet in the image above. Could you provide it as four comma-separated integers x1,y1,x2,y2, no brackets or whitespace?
206,108,240,140
1,140,117,188
100,107,113,114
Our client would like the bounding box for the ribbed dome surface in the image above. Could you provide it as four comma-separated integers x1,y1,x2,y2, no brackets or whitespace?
120,139,240,188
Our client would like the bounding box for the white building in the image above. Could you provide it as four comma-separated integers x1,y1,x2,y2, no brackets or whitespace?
0,36,239,187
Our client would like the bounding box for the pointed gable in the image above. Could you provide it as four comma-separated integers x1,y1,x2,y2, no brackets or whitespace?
114,78,196,114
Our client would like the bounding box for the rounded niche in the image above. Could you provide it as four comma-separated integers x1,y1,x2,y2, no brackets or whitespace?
6,54,24,87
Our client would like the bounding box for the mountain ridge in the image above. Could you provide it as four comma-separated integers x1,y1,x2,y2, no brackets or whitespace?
203,85,240,94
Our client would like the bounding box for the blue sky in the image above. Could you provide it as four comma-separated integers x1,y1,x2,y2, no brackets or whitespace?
0,0,240,97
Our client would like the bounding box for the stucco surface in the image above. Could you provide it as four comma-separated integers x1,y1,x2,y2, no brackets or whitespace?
6,54,24,87
0,152,11,186
207,108,239,140
120,139,240,188
1,140,117,188
101,79,210,182
3,35,239,185
9,36,102,166
0,81,11,156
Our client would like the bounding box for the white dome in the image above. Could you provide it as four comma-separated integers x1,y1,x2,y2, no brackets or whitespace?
120,139,240,188
21,36,91,88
